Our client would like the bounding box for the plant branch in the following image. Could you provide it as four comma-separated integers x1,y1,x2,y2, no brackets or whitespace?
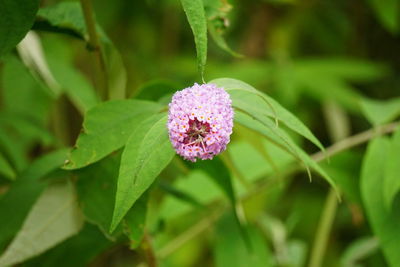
80,0,108,100
312,121,399,163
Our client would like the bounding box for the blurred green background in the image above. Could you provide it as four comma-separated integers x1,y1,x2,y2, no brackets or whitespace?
0,0,400,266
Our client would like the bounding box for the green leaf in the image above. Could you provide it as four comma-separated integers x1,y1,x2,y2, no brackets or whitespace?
123,192,148,249
235,111,336,189
64,100,162,170
360,97,400,126
0,0,39,57
36,2,86,37
42,36,99,114
2,55,52,125
210,78,324,151
0,180,84,266
0,149,69,252
110,113,175,232
23,224,112,267
203,0,242,57
134,80,180,102
214,213,274,267
37,2,127,100
361,137,400,266
341,236,379,267
366,0,400,34
185,157,236,207
180,0,208,80
0,152,16,180
383,127,400,209
76,152,122,236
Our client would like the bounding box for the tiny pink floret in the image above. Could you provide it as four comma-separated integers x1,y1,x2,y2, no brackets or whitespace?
167,83,234,162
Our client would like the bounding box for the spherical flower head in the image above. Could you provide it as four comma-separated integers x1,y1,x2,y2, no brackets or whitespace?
167,83,234,162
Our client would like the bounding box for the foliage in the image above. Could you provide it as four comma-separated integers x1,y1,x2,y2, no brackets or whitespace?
0,0,399,266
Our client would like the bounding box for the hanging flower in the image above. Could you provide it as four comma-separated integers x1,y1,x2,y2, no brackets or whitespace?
167,83,234,162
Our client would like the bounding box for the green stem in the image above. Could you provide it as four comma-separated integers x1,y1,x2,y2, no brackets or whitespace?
308,101,349,267
79,0,108,100
307,189,338,267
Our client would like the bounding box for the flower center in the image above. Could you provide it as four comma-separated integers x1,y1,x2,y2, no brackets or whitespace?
183,119,211,151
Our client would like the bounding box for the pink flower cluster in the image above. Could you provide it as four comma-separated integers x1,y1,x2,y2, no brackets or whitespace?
167,83,234,162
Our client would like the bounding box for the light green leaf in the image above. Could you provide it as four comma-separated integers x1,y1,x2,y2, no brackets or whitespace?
23,224,111,267
383,127,400,209
110,113,175,232
42,36,99,114
180,0,208,79
360,97,400,126
366,0,400,34
0,0,39,57
210,77,324,151
0,149,68,252
235,111,336,189
0,181,84,266
214,213,274,267
361,137,400,266
0,152,16,180
64,100,162,170
341,236,379,267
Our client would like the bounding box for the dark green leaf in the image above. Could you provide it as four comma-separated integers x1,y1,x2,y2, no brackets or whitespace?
76,152,122,236
0,0,39,57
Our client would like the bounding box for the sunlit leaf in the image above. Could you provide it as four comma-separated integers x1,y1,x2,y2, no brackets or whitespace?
110,113,175,232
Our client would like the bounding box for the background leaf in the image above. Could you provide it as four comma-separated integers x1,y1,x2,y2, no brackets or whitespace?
0,149,69,252
0,180,84,266
360,97,400,126
383,127,400,209
361,137,400,266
